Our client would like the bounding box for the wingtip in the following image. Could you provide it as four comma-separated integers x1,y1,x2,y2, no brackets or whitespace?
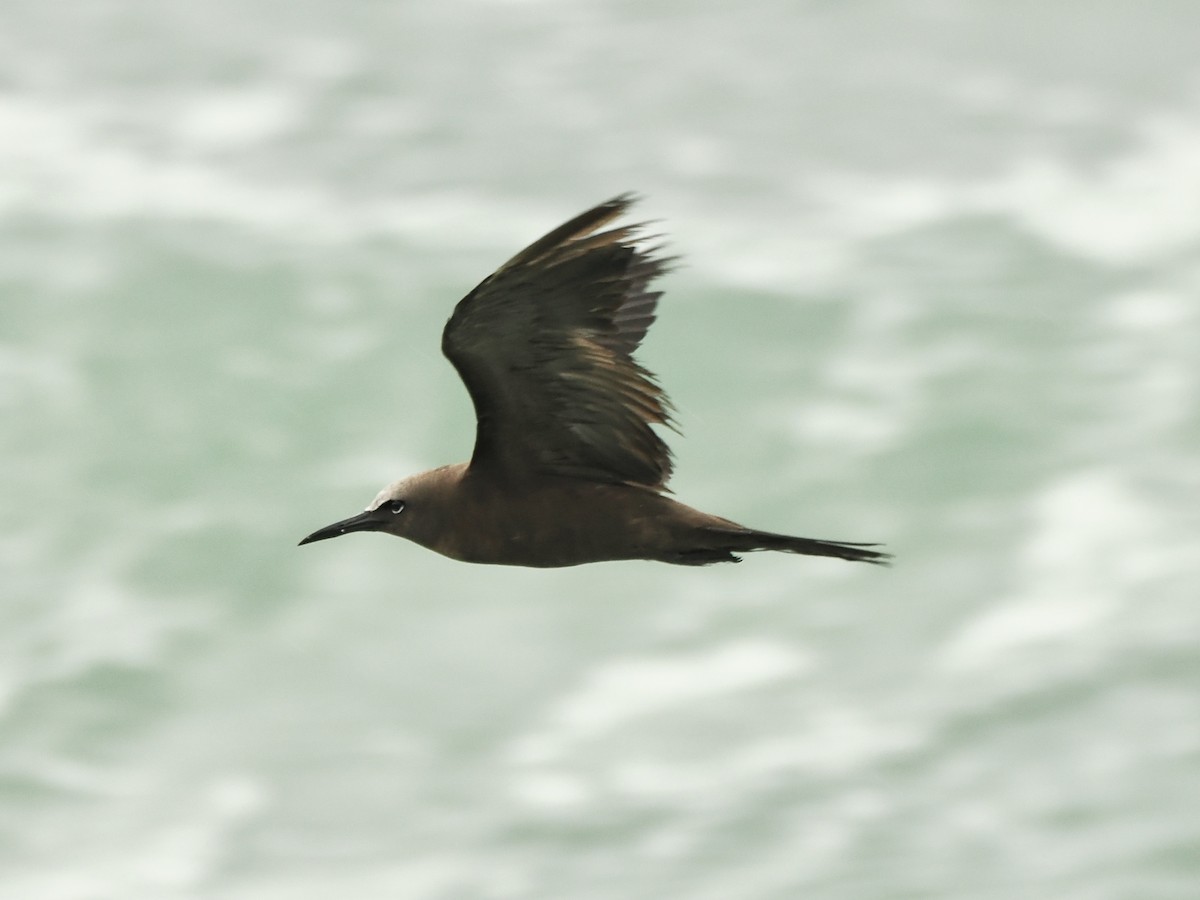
608,191,642,212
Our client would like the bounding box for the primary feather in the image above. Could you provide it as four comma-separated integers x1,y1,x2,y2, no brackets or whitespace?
441,193,677,489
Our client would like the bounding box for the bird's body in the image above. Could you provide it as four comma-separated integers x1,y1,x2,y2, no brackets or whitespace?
300,195,890,567
372,465,692,567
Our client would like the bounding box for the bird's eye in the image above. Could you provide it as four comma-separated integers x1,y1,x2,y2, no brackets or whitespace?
389,500,405,514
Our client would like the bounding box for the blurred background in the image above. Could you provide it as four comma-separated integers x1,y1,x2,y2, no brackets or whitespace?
3,1,1199,897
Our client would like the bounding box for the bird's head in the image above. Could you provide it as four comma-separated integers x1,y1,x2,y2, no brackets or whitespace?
297,465,463,548
297,478,411,546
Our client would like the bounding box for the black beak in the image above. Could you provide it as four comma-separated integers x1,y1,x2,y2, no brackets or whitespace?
298,510,382,546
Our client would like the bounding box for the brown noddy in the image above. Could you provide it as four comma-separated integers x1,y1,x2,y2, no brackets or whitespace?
299,194,891,567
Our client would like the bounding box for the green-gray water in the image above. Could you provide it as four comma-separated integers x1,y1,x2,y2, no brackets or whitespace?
4,3,1199,898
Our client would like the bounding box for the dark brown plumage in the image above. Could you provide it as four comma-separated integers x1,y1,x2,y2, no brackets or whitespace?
299,194,891,567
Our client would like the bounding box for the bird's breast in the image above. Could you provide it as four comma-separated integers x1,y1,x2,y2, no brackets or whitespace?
431,478,667,568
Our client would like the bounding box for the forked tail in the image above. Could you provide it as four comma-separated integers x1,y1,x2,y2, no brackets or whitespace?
669,526,892,566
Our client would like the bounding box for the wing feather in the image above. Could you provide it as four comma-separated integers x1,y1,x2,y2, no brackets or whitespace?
441,194,678,489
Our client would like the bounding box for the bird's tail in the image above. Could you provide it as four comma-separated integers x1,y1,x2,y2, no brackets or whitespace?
672,526,892,566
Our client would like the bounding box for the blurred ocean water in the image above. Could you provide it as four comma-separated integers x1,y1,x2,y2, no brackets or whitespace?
2,2,1199,898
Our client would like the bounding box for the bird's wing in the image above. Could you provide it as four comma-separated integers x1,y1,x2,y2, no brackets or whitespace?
442,193,677,489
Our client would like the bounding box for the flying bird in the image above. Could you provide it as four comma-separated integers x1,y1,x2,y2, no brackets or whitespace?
299,194,890,567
